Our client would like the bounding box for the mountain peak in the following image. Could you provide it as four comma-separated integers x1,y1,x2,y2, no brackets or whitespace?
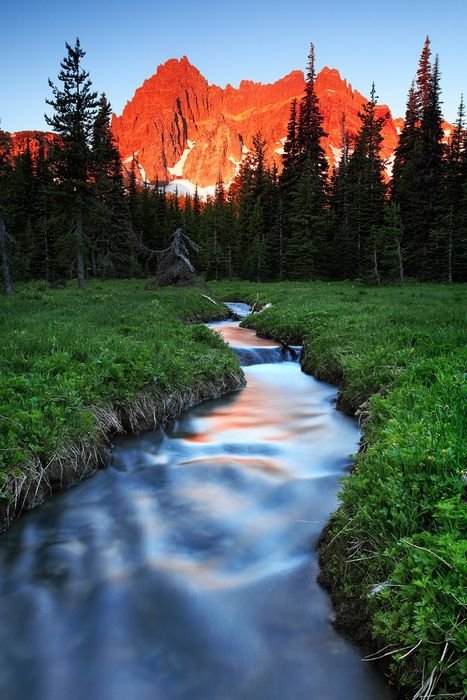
111,58,400,188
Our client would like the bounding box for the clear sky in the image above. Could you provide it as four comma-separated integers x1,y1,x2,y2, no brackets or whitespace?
1,0,466,132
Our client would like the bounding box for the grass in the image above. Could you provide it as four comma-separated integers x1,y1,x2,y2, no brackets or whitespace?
210,280,466,699
0,280,243,527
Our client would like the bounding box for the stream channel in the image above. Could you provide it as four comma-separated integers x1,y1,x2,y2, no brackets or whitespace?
0,303,392,699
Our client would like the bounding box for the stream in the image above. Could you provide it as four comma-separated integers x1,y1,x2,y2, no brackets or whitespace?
0,303,392,699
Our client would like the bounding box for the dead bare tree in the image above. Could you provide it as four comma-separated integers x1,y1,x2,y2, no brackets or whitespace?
146,227,200,288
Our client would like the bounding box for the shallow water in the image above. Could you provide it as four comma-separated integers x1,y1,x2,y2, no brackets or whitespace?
0,305,392,699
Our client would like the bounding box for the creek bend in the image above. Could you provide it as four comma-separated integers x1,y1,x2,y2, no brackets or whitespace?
0,303,391,699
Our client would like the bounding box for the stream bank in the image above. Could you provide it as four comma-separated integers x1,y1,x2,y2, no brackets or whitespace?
209,281,466,699
0,283,244,532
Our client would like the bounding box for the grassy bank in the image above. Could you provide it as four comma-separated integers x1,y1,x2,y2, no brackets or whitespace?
210,280,466,699
0,280,244,529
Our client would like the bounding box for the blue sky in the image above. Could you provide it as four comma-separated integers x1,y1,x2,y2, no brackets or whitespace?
1,0,466,132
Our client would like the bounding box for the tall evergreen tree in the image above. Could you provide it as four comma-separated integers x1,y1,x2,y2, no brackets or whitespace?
391,37,446,278
418,54,445,277
281,43,329,278
346,84,387,279
45,38,98,287
329,114,355,278
0,130,13,293
436,96,467,281
89,93,133,277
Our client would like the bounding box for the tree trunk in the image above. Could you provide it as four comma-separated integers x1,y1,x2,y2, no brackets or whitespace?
76,208,86,289
278,201,284,279
373,245,381,285
213,228,218,281
228,243,232,280
396,238,404,285
447,206,453,283
0,216,13,295
44,223,50,283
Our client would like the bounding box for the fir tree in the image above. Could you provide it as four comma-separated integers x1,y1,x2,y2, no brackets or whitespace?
0,130,13,293
436,96,467,281
284,156,319,279
329,114,355,278
45,38,98,288
89,94,133,277
346,84,387,279
281,43,328,278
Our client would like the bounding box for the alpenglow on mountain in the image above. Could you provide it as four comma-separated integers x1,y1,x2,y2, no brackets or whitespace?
5,56,454,194
110,56,400,195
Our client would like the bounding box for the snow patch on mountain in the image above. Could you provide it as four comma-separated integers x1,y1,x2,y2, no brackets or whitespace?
385,153,395,178
330,145,343,166
168,140,195,177
165,179,215,199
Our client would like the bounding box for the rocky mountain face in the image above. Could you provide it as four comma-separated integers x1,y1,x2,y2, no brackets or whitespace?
0,130,56,161
2,57,454,192
110,56,399,190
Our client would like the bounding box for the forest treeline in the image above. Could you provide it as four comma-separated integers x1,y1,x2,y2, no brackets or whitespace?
0,37,466,292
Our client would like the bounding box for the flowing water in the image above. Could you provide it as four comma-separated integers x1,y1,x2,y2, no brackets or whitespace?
0,303,392,699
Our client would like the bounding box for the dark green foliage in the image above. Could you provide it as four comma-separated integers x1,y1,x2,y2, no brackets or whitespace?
392,37,450,280
345,85,387,281
45,38,99,288
280,44,328,278
89,94,134,277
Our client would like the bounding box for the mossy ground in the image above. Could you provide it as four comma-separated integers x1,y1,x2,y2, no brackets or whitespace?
210,280,466,699
0,280,243,527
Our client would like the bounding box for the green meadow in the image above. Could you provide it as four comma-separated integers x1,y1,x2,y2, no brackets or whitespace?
0,280,242,524
0,278,465,697
211,280,466,698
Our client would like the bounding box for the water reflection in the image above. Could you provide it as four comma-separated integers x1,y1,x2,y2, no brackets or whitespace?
0,311,392,700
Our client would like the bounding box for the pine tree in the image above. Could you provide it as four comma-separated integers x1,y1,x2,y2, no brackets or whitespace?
435,96,467,281
281,43,329,278
416,36,432,114
329,114,355,278
283,155,319,279
391,37,446,278
89,93,133,277
0,130,13,293
281,98,299,195
297,44,328,177
380,202,405,283
32,144,56,282
45,38,98,288
418,54,445,277
9,143,35,279
346,84,387,279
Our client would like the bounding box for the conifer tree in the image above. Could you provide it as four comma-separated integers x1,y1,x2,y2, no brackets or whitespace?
416,36,432,113
32,143,57,282
90,94,133,277
0,130,13,293
45,38,98,288
418,54,445,277
281,98,299,195
9,143,35,279
346,84,387,279
391,37,446,278
281,43,328,278
284,156,319,279
436,96,467,281
329,115,355,278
